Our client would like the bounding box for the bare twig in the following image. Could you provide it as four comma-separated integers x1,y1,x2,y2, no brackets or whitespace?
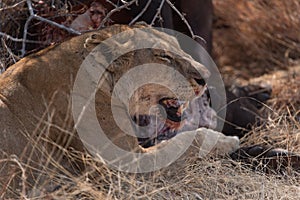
21,13,34,57
129,0,206,44
105,0,118,8
20,0,82,57
0,32,44,44
0,63,4,74
98,0,138,28
129,0,152,25
1,39,18,65
165,0,206,44
0,0,26,11
25,0,81,35
3,0,205,62
34,15,81,35
150,0,165,26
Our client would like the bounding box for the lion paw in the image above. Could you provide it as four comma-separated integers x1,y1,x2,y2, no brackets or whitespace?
193,128,240,157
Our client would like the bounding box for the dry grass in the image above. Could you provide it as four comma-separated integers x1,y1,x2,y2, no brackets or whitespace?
2,73,300,199
10,151,300,199
213,0,300,80
241,65,300,153
3,135,299,200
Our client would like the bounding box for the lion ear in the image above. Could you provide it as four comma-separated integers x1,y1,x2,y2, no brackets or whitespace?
132,21,150,28
85,29,135,53
84,32,111,52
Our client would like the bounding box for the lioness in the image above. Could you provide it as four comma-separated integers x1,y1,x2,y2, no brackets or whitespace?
0,24,238,197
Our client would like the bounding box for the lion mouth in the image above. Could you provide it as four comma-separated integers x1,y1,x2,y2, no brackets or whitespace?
132,107,184,148
132,86,217,148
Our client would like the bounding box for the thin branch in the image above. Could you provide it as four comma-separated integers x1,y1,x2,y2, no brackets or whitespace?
105,0,118,8
165,0,206,44
1,39,18,65
21,14,34,57
0,32,45,44
21,0,82,57
34,15,81,35
26,0,80,35
13,0,205,57
150,0,165,26
0,0,26,11
98,0,138,28
129,0,152,25
26,0,34,15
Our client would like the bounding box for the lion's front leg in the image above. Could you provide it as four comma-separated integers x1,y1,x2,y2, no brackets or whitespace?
191,128,240,157
143,128,239,158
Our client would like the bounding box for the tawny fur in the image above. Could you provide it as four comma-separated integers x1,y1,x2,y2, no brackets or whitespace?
0,24,239,196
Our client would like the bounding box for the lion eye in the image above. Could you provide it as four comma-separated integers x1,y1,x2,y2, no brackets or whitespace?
156,52,173,63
